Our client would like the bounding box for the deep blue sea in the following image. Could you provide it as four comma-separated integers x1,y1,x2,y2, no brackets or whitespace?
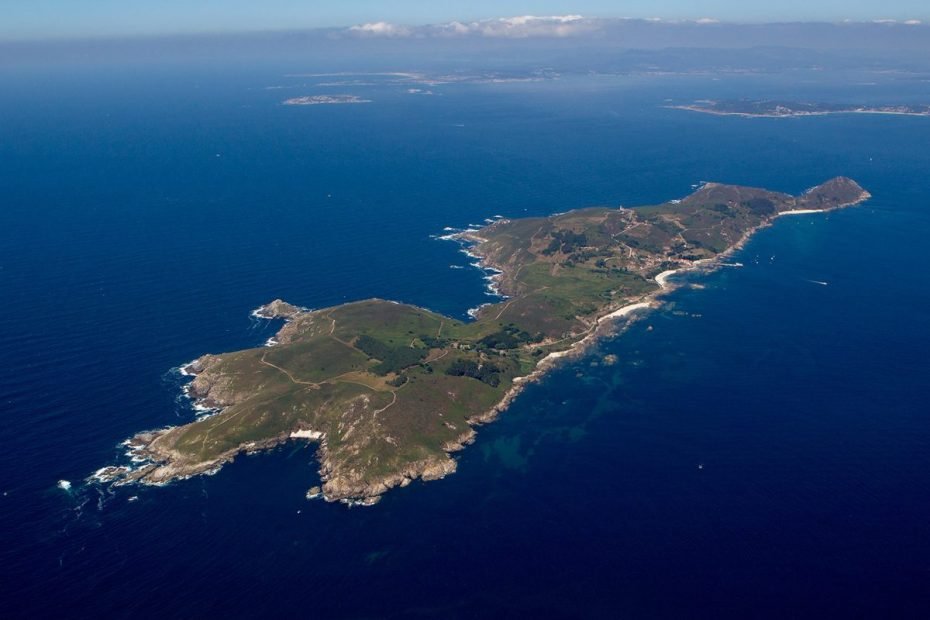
2,61,929,618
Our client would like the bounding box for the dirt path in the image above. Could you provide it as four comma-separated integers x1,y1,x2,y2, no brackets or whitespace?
425,349,449,363
373,390,398,416
493,285,547,321
493,298,517,320
260,352,322,388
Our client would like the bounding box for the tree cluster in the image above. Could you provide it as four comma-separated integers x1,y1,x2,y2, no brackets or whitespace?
355,335,426,375
445,358,502,387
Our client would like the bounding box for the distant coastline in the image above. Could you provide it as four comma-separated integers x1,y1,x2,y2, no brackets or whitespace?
669,99,930,118
283,95,372,106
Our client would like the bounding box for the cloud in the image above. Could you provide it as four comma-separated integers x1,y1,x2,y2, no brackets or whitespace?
344,16,927,41
348,21,412,37
346,15,597,39
871,19,923,25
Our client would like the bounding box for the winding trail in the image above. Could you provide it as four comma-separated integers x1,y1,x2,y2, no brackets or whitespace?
425,349,449,363
373,391,398,416
260,352,322,388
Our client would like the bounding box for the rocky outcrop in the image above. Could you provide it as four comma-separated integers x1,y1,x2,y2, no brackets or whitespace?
318,444,458,505
184,355,246,408
252,299,305,320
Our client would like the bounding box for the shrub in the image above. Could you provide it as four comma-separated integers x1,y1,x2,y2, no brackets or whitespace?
445,358,501,387
355,335,426,376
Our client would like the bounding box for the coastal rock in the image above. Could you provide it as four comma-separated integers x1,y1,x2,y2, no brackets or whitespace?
186,356,246,408
252,299,305,320
318,446,458,504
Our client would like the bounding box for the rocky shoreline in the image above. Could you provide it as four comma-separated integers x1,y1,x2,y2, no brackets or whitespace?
451,183,873,450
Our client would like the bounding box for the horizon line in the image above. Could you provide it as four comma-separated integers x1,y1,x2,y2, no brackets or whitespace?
1,15,926,45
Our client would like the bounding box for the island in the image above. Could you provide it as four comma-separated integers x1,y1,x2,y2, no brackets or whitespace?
94,177,870,505
283,95,372,106
670,99,930,118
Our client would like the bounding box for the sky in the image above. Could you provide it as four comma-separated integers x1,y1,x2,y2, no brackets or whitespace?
1,0,928,40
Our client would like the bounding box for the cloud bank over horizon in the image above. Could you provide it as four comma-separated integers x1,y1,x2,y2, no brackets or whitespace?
347,15,596,39
6,13,930,65
343,14,925,39
345,15,721,39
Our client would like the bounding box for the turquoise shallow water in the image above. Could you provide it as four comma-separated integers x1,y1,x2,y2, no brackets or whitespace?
1,65,929,617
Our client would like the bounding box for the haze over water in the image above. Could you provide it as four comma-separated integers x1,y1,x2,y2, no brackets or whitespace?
1,57,929,617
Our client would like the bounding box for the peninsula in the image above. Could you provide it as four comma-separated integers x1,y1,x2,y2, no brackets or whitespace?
670,99,930,118
96,178,870,505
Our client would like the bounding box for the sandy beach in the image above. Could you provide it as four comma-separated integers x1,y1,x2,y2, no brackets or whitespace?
776,209,825,216
599,301,653,322
654,269,680,288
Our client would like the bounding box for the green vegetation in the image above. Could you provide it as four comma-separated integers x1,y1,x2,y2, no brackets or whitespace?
354,334,426,375
743,197,776,215
418,335,450,348
541,229,588,255
477,324,542,350
387,374,409,388
445,358,502,387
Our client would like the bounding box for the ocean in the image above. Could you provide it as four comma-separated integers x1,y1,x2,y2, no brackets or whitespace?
1,61,929,617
